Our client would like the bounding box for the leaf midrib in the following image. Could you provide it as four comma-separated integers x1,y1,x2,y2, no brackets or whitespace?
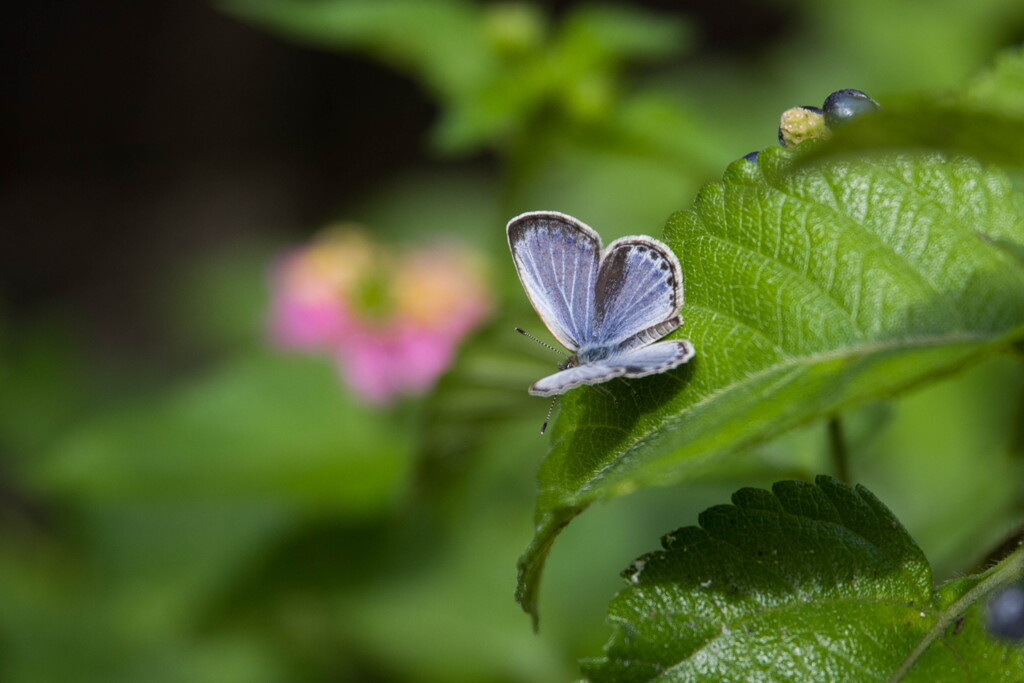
563,330,998,501
647,596,939,681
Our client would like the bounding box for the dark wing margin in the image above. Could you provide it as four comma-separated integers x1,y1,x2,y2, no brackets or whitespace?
507,211,602,351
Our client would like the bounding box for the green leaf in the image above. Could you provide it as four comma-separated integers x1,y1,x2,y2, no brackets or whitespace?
0,320,93,459
796,101,1024,169
220,0,493,99
221,0,691,154
799,47,1024,168
36,352,412,516
582,476,1024,682
517,150,1024,624
960,45,1024,118
416,320,548,497
558,5,689,63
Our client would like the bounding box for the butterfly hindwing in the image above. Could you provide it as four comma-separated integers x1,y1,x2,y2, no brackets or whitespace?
528,340,694,397
529,361,626,397
593,236,683,351
615,339,695,378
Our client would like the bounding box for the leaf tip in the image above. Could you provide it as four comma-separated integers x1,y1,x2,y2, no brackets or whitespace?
514,506,584,631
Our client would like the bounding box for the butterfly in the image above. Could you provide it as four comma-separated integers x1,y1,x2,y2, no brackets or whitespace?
507,211,695,398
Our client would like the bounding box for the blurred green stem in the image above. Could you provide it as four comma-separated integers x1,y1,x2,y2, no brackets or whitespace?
828,416,850,483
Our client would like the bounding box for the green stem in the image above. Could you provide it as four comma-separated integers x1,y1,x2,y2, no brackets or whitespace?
887,543,1024,682
827,416,851,483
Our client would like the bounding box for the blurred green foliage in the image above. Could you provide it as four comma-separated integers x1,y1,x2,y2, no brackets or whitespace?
2,1,1024,681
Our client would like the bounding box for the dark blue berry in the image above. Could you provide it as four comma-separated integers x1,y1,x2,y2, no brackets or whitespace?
742,151,760,163
987,582,1024,640
822,89,880,128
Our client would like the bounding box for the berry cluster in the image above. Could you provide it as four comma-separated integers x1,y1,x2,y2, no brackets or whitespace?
744,88,881,163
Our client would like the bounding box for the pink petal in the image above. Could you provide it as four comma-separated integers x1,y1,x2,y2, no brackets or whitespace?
270,296,348,350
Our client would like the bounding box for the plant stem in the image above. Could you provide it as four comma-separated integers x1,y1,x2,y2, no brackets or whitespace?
828,416,851,483
887,543,1024,682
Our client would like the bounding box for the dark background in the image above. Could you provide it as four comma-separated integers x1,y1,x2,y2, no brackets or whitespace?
0,1,786,359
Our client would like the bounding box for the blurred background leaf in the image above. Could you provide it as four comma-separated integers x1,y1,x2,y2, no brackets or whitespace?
221,0,692,155
35,351,413,512
793,46,1024,168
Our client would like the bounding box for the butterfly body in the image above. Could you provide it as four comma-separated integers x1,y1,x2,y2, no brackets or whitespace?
507,211,695,397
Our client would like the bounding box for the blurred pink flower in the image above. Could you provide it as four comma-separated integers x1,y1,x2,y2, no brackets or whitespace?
270,228,491,404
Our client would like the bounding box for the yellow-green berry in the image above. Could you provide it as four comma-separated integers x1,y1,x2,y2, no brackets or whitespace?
777,105,827,148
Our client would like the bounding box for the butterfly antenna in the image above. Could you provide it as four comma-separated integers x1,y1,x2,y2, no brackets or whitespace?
515,327,569,359
515,328,565,434
540,397,558,435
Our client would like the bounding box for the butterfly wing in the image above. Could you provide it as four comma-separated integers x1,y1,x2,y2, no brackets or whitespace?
529,339,694,396
529,360,627,397
593,236,683,352
614,339,695,378
507,211,601,352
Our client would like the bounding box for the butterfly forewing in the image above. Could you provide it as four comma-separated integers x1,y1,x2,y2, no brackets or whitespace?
507,212,601,352
593,237,683,351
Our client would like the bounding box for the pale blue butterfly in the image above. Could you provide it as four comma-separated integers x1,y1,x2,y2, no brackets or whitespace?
508,211,695,399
